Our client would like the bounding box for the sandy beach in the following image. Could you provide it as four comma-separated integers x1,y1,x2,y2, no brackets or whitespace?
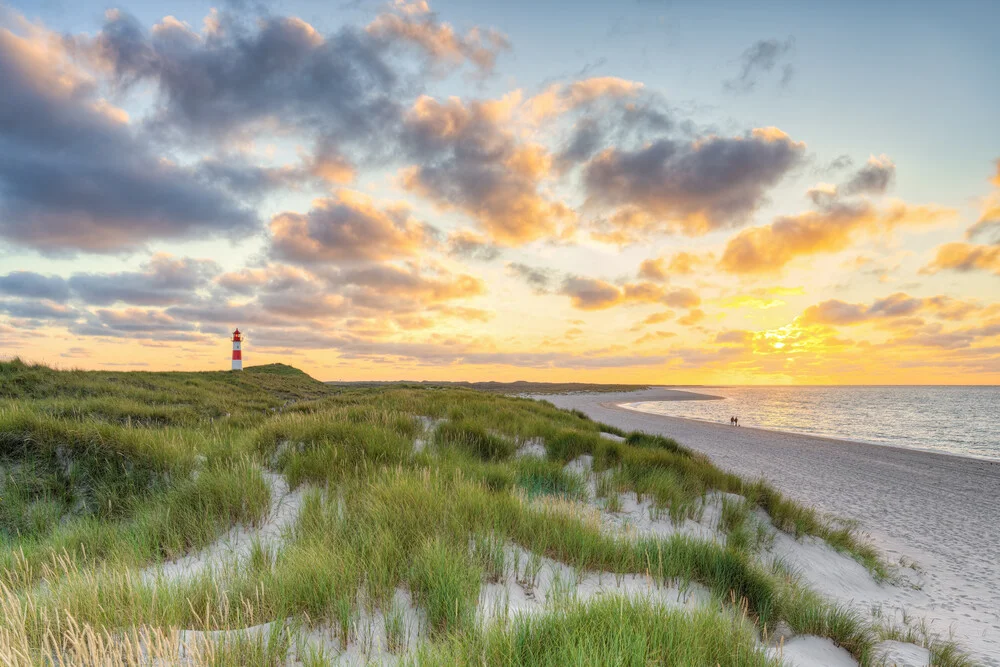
539,388,1000,666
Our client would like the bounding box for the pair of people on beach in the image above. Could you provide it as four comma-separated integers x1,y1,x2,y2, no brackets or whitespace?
730,416,739,426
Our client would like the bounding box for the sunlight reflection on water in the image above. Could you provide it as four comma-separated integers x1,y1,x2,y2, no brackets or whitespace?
623,385,1000,460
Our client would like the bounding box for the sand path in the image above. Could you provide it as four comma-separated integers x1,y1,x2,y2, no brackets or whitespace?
537,388,1000,666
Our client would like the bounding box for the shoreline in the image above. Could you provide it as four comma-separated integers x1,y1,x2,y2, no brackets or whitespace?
616,396,1000,466
536,388,1000,665
595,386,999,465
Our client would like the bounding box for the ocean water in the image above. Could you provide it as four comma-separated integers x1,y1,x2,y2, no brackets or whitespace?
623,386,1000,461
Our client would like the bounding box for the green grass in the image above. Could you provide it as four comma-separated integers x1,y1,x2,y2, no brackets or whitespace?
514,457,587,500
428,596,777,666
0,359,973,666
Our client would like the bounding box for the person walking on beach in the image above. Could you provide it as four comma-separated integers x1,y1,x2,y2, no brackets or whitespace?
730,416,735,426
734,416,739,427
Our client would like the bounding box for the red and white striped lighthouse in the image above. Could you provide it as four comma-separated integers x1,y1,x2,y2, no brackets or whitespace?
231,328,243,371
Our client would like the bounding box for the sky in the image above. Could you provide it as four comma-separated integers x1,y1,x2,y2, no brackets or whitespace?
1,0,998,384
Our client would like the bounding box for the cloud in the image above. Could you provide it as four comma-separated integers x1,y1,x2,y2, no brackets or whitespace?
0,16,258,253
919,160,1000,275
724,37,795,93
720,199,954,274
86,9,401,146
555,98,674,167
842,154,895,196
967,219,1000,245
366,1,509,75
637,258,668,281
0,299,78,321
446,229,501,261
560,277,624,310
715,330,753,344
824,154,853,172
68,254,220,306
560,277,700,311
216,261,485,320
637,251,709,281
921,243,1000,276
634,330,676,345
401,94,574,245
505,262,555,294
216,264,313,297
195,146,355,195
583,128,805,240
340,263,486,312
800,293,987,327
269,190,436,264
637,311,674,328
70,307,205,341
524,77,643,122
0,271,70,301
678,308,705,326
963,160,1000,244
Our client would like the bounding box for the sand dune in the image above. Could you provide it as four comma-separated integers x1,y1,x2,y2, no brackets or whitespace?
539,388,1000,666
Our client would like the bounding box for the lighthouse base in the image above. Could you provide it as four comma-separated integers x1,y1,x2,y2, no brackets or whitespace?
232,360,243,371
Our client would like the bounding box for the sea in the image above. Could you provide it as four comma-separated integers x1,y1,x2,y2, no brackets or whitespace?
622,386,1000,461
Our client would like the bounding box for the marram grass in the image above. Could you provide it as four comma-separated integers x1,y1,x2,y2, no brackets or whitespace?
0,359,973,666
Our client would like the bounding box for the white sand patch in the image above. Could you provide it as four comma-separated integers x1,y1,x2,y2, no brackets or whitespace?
874,640,931,667
413,416,445,454
562,453,737,545
207,542,712,665
514,437,547,459
479,544,711,624
141,472,307,584
600,432,625,442
563,455,594,476
599,491,717,542
302,588,425,666
763,516,888,603
769,635,857,667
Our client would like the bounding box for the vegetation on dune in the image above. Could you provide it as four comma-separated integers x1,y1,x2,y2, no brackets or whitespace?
0,359,971,665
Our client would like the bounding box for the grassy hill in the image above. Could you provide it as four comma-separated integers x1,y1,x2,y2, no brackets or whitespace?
0,361,969,665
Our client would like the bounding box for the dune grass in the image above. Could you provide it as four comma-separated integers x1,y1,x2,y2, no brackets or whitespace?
428,596,777,666
0,359,971,665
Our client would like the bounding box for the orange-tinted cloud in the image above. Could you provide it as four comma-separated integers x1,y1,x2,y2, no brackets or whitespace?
269,191,435,264
921,243,1000,276
560,277,699,311
343,263,486,312
799,292,988,327
678,308,705,326
401,94,574,245
964,165,1000,243
367,0,509,74
524,77,643,122
720,200,953,274
638,251,710,281
921,160,1000,274
633,311,675,329
634,330,677,345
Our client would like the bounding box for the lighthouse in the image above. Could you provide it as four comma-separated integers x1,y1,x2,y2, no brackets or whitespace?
232,328,243,371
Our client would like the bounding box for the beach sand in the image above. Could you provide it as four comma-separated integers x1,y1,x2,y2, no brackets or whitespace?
539,388,1000,666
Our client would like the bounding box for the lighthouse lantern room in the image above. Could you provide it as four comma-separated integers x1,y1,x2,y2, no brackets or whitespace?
232,328,243,371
